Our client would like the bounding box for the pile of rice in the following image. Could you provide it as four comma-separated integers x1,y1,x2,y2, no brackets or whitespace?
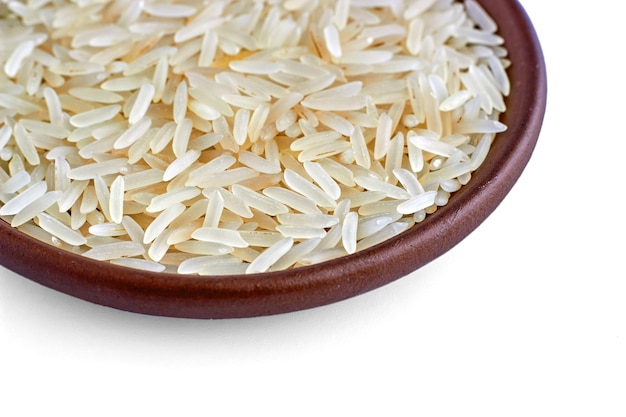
0,0,509,275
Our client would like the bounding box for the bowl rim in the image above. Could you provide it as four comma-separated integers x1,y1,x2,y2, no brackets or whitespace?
0,0,547,319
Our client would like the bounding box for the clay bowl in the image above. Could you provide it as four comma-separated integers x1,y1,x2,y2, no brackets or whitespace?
0,0,546,319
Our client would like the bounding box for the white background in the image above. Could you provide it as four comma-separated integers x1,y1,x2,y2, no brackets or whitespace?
1,1,625,416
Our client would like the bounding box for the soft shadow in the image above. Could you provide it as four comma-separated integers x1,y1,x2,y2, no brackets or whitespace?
0,262,429,355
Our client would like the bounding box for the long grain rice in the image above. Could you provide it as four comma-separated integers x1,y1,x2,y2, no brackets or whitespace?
0,0,509,274
246,237,294,273
0,181,47,216
37,212,88,246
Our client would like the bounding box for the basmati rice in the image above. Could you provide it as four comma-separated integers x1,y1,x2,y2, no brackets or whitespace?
0,0,509,274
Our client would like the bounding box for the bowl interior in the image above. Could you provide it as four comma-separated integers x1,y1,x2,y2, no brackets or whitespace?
0,0,547,318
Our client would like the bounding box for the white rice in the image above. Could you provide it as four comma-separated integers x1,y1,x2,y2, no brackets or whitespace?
108,175,125,224
66,158,129,181
262,187,323,215
341,211,358,254
143,203,186,244
0,181,47,216
113,117,152,150
163,149,201,181
88,223,128,237
147,229,173,262
0,170,30,195
11,190,62,227
231,184,289,216
13,123,40,165
0,0,509,274
192,227,249,248
69,105,121,128
36,212,88,246
303,161,341,200
146,186,201,213
284,169,337,209
246,237,294,274
82,241,146,261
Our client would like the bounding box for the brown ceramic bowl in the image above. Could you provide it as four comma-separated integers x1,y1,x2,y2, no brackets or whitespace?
0,0,546,319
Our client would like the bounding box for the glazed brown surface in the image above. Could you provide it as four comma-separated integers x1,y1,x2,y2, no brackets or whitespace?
0,0,547,318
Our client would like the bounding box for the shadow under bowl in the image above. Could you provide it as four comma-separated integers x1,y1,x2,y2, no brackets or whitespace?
0,0,547,319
